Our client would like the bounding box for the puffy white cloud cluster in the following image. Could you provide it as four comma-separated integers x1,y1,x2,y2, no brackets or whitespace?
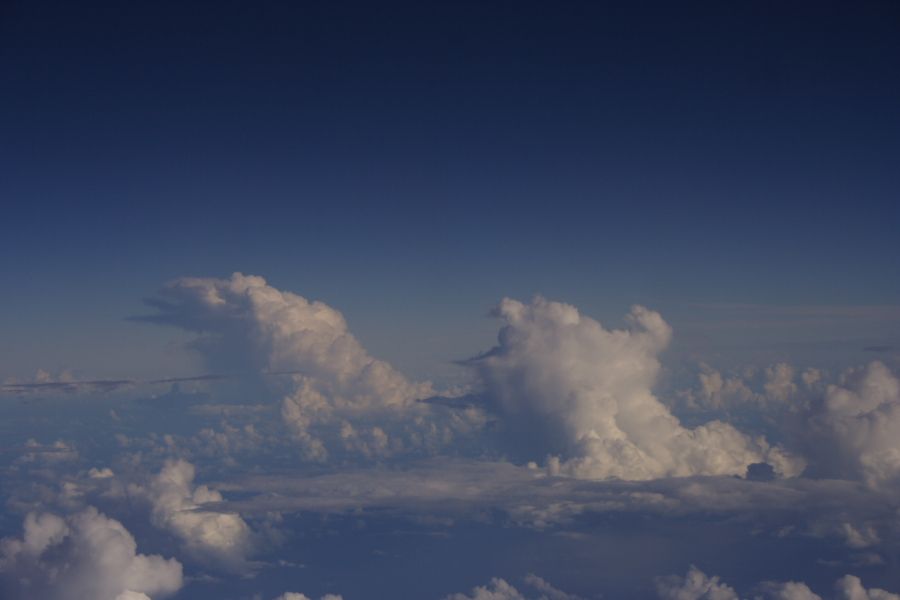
758,580,822,600
145,273,430,404
142,459,254,568
675,358,900,488
0,507,182,600
445,574,580,600
833,575,900,600
471,297,803,480
679,362,821,413
142,273,481,461
812,361,900,487
445,578,527,600
657,567,899,600
656,566,739,600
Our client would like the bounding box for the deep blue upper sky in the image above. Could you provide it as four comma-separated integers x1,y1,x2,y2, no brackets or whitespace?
2,0,899,380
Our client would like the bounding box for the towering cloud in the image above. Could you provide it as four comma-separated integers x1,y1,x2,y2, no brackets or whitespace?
140,273,431,407
138,274,481,460
0,508,183,600
470,298,803,480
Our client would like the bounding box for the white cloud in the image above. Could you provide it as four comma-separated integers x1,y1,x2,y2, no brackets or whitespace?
522,573,583,600
445,578,527,600
764,363,799,404
89,467,115,479
470,297,803,480
0,507,182,600
812,361,900,487
143,459,254,568
140,273,482,461
834,575,900,600
444,575,581,600
656,565,739,600
658,568,900,600
759,581,823,600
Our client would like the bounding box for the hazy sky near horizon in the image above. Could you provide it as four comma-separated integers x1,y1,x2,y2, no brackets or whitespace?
2,3,900,600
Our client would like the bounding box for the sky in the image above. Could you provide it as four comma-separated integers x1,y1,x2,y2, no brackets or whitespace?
1,2,900,600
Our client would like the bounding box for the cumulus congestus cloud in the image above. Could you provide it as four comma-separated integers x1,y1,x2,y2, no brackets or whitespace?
470,297,803,480
140,275,805,479
138,273,483,461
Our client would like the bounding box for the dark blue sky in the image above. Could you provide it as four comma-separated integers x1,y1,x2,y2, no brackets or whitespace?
2,0,899,380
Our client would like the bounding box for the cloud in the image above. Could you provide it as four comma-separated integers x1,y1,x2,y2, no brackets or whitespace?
656,565,739,600
206,457,895,548
810,361,900,487
521,574,583,600
658,567,900,600
141,459,255,568
672,359,900,488
834,575,900,600
0,507,183,600
469,297,802,479
758,581,822,600
136,272,431,405
445,578,527,600
444,574,578,600
136,273,483,461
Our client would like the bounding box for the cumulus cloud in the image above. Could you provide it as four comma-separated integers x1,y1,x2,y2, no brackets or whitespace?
810,361,900,487
0,507,182,600
658,567,900,600
673,359,900,488
142,459,254,568
758,581,822,600
445,574,578,600
656,565,738,600
138,273,482,461
470,297,802,480
138,272,430,404
834,575,900,600
445,578,527,600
